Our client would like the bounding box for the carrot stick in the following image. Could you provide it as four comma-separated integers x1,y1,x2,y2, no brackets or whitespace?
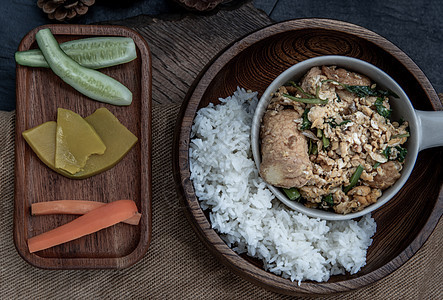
31,200,141,225
28,199,138,253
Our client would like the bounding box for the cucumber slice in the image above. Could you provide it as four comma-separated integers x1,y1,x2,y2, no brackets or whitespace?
15,49,48,68
15,37,137,69
35,28,132,106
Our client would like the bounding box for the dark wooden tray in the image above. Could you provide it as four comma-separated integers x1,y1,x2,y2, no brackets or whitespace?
173,19,443,295
14,24,152,269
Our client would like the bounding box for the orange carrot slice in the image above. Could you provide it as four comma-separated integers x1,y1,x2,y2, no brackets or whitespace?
28,199,138,253
31,200,141,225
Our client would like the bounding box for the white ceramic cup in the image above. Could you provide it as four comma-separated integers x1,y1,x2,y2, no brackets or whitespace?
251,55,443,220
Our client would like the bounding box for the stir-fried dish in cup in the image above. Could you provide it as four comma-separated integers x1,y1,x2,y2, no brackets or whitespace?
259,66,409,214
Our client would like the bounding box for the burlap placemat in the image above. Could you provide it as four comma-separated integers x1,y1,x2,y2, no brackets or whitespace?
0,102,441,299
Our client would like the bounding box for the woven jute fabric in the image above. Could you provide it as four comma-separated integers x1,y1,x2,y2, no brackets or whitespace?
0,105,441,299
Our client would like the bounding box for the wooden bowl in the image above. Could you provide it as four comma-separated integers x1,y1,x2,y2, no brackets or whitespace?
173,19,442,295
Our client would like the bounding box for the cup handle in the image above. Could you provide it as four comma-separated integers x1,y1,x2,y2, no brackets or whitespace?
416,110,443,151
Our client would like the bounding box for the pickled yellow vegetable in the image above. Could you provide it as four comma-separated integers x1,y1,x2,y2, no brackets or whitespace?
55,108,106,174
22,121,74,178
76,107,138,178
22,108,137,179
22,121,57,168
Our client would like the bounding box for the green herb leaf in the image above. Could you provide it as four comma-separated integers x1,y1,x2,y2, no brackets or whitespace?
287,81,315,99
283,187,301,201
321,79,398,99
382,146,392,159
375,97,392,118
323,194,334,206
283,93,328,105
316,128,330,148
345,85,379,97
309,139,318,155
300,108,312,130
382,145,407,163
343,165,364,194
322,134,330,148
392,132,410,139
326,118,338,128
377,89,399,98
326,118,351,128
395,146,408,162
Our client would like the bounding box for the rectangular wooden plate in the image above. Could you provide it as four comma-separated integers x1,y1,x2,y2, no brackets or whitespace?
14,24,152,269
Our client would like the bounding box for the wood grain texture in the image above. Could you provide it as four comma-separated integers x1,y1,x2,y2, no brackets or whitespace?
14,24,152,269
105,4,272,106
173,18,443,295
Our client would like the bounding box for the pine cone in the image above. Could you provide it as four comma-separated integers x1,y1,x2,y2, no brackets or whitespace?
37,0,95,21
173,0,227,11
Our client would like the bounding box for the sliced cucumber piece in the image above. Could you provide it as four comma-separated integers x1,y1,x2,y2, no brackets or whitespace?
35,28,132,106
15,37,137,69
15,49,48,68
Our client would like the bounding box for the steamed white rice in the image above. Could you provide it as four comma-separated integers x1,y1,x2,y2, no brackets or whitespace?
189,87,376,283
